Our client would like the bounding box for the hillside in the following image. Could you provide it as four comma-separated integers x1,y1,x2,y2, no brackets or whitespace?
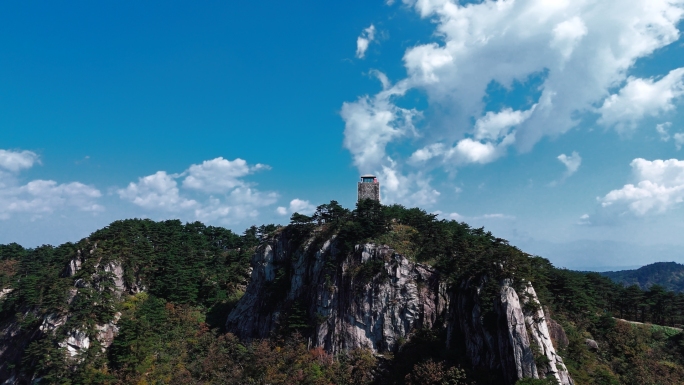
1,200,684,384
600,262,684,292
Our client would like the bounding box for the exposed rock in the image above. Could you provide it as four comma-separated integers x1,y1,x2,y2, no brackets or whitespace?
66,252,82,277
1,242,140,383
547,316,569,350
499,280,538,381
450,277,537,384
227,233,449,353
585,338,599,351
39,313,67,333
0,289,12,300
228,230,573,385
103,261,126,294
522,284,574,385
95,312,121,351
59,330,90,357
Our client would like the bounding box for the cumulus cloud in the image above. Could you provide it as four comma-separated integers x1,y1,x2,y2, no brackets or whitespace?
0,181,103,220
558,151,582,178
474,107,535,142
341,80,418,172
376,160,440,206
118,157,278,225
343,0,684,206
182,157,269,193
356,24,376,59
599,68,684,132
0,149,40,172
0,149,103,220
599,158,684,216
118,171,197,211
276,198,316,216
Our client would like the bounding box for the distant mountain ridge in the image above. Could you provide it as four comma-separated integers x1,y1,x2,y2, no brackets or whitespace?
600,262,684,292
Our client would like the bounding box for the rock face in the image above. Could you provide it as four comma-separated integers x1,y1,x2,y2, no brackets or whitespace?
227,230,573,385
227,232,449,353
585,338,599,351
547,315,569,350
523,285,574,385
448,278,573,385
0,243,140,383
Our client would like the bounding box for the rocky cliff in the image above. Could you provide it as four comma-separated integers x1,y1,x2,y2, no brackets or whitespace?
0,243,140,383
226,229,573,385
227,233,449,353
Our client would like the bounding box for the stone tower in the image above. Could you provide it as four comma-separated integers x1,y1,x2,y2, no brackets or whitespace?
357,174,380,202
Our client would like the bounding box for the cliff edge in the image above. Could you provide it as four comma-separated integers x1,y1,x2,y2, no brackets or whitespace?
226,228,573,385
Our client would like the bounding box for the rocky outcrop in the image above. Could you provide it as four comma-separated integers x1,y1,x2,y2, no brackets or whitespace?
228,230,573,385
523,285,574,385
498,280,538,381
0,243,141,383
585,338,599,351
227,233,449,353
450,278,573,385
547,315,569,350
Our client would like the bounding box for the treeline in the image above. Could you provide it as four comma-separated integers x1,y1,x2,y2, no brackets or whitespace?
546,269,684,327
0,219,271,321
600,262,684,293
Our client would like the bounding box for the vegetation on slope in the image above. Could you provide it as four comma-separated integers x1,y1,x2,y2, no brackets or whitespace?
600,262,684,293
1,200,683,384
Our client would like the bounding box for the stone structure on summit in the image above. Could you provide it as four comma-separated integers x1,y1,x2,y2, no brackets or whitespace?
357,174,380,202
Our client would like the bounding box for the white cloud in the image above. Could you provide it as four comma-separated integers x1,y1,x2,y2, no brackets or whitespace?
551,16,588,60
118,171,197,211
600,158,684,215
342,0,684,205
577,213,591,225
474,107,535,141
182,157,269,193
356,24,376,59
557,151,582,178
0,149,103,220
444,212,514,221
0,180,103,220
118,157,278,224
341,80,418,172
656,122,672,141
0,149,39,172
599,68,684,132
452,138,503,164
654,122,684,149
377,161,440,206
276,198,316,216
675,133,684,150
289,198,315,214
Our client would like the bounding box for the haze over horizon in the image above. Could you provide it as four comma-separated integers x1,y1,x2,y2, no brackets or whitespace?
2,0,684,271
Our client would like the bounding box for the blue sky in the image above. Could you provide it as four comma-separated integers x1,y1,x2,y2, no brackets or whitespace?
2,0,684,270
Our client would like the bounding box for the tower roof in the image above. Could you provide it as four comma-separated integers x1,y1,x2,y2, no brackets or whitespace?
360,174,376,179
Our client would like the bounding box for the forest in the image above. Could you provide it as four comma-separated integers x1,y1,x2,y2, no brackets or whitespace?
1,199,684,384
600,262,684,293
